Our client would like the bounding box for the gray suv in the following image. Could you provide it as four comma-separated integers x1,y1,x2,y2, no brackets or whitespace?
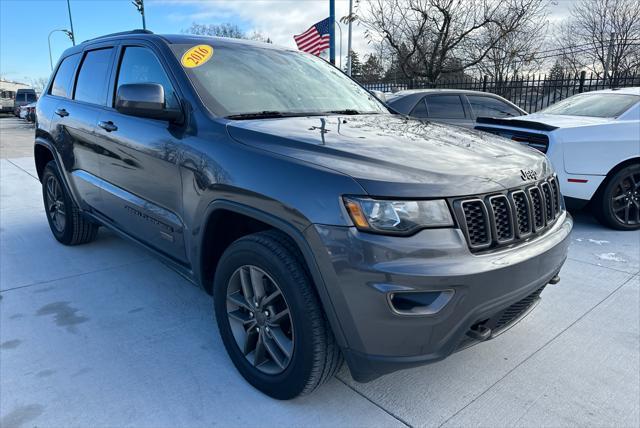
35,31,572,399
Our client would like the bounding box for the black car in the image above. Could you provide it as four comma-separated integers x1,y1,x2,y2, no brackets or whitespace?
35,30,572,399
387,89,526,128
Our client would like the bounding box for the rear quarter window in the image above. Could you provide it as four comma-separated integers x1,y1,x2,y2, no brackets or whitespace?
50,53,81,98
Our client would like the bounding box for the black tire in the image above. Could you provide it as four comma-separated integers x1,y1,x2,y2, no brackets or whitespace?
213,230,342,399
593,164,640,230
42,160,99,245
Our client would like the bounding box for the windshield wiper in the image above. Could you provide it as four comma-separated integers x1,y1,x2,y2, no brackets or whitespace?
225,111,324,120
324,109,381,115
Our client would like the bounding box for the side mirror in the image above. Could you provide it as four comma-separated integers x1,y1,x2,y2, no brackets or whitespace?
115,83,182,122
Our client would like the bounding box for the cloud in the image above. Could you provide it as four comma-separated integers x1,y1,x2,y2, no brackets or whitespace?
154,0,375,66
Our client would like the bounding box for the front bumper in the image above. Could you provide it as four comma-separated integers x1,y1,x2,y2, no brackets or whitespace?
304,211,573,382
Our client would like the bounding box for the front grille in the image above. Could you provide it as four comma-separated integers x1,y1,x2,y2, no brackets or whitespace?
454,176,563,252
461,200,490,248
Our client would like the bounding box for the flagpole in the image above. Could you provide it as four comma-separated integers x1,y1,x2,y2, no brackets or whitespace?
329,0,335,65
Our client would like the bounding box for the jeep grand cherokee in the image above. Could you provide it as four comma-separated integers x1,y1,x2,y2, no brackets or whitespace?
35,30,572,399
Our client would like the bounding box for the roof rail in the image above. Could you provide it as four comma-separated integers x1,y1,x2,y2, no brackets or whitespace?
82,29,153,43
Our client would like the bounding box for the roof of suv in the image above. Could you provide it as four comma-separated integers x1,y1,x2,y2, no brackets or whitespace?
75,30,290,52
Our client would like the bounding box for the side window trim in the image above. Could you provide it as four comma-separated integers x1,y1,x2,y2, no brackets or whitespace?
47,53,81,100
72,46,117,107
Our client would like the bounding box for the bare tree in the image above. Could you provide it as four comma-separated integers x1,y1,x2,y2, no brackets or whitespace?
358,0,549,83
475,14,548,81
29,77,49,94
183,23,246,39
555,0,640,81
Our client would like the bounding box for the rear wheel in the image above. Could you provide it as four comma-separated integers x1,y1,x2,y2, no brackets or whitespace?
213,230,342,399
42,161,99,245
593,164,640,230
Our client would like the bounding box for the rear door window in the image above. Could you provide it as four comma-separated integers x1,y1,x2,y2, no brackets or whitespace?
50,53,81,98
425,95,466,119
26,93,37,102
115,46,179,109
468,95,521,118
74,48,114,106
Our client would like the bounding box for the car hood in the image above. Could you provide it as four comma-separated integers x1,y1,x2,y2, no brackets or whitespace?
226,114,552,198
507,113,612,128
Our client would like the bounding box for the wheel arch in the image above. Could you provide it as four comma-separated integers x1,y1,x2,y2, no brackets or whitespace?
34,137,56,181
198,200,348,348
594,156,640,198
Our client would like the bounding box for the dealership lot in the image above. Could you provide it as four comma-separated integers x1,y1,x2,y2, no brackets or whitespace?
1,117,638,427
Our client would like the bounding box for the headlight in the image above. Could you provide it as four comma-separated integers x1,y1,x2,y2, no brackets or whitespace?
343,197,454,234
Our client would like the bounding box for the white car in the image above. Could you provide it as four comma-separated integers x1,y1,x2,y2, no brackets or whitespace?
475,87,640,230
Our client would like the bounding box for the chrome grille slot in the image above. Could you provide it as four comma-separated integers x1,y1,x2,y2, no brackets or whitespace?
528,186,545,230
460,200,491,249
511,190,532,237
540,182,554,222
549,176,561,216
489,195,514,243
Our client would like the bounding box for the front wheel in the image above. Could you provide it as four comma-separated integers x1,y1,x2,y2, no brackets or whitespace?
213,230,342,399
593,164,640,230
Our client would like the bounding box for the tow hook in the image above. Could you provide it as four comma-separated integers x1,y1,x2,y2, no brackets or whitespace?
549,275,561,285
467,323,492,341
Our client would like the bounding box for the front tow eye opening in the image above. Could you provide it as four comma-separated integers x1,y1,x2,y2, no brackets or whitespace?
467,321,492,341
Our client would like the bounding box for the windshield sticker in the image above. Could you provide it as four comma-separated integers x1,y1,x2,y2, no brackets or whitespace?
181,45,213,68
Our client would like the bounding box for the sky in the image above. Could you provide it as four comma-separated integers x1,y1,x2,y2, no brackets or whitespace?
0,0,576,84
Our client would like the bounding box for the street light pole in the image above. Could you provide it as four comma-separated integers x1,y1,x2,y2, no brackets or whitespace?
603,31,615,87
48,29,73,71
334,20,343,70
66,0,76,45
133,0,147,30
329,0,335,65
347,0,353,76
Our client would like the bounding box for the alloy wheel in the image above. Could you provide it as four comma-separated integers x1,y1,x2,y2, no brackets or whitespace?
226,265,294,375
45,175,66,233
611,170,640,226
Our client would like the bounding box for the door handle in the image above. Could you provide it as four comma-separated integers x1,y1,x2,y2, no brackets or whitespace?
55,108,69,117
98,120,118,132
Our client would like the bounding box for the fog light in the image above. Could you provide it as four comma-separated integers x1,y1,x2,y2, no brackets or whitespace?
388,290,454,316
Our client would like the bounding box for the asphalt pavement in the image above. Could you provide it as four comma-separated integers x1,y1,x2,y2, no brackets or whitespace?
1,116,638,427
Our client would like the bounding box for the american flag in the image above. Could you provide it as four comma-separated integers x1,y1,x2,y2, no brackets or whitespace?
293,17,331,56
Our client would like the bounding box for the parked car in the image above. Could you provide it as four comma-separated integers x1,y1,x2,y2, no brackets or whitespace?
13,88,37,115
35,31,572,399
475,87,640,230
0,90,15,114
19,102,36,121
386,89,526,128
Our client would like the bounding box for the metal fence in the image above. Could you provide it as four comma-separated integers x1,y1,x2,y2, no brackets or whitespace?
361,71,640,112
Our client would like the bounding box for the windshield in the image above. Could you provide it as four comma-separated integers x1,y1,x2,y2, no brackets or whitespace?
540,93,639,118
170,43,387,117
